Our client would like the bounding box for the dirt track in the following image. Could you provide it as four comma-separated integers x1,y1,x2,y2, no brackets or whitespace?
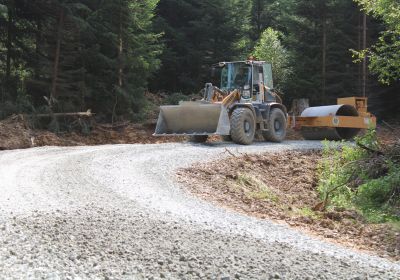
0,141,399,279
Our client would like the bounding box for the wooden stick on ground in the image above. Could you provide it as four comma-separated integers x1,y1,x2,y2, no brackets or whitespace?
33,110,94,118
224,148,238,158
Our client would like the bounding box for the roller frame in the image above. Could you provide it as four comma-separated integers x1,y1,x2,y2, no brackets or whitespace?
289,115,376,129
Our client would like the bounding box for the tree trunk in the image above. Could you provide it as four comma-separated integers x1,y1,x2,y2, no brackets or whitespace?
358,12,362,96
118,24,123,88
256,0,262,38
321,8,327,104
2,2,13,103
6,4,12,80
35,18,43,79
112,18,123,124
77,28,86,112
362,13,367,97
291,99,310,116
50,9,65,106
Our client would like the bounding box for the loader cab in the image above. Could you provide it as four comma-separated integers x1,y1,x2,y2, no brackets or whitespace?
211,61,275,102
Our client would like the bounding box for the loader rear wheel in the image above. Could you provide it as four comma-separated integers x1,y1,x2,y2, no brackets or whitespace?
189,135,208,143
263,108,287,143
222,135,232,142
230,108,255,145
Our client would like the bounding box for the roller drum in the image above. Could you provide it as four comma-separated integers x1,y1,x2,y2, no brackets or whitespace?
300,104,361,140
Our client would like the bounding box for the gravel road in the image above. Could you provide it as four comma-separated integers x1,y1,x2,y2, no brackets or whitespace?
0,141,399,279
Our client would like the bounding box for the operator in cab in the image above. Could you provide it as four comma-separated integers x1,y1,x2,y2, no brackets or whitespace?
234,67,251,88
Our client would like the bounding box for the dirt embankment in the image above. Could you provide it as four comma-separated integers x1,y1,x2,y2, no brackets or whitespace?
0,109,397,150
177,150,400,261
0,115,185,150
0,115,303,150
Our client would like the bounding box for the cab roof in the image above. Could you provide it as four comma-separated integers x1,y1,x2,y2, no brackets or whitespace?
212,61,269,68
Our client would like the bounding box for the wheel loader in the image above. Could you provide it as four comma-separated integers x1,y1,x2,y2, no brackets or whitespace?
154,60,376,145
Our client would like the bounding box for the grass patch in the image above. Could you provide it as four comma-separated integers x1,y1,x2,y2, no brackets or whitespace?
236,173,279,202
293,207,321,219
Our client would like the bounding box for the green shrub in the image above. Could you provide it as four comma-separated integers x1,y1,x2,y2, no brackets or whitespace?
163,92,190,105
318,141,358,209
356,164,400,222
318,129,400,223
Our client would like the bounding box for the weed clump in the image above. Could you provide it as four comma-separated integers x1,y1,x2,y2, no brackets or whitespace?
318,129,400,223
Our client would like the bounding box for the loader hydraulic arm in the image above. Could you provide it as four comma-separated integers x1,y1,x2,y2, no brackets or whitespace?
204,83,226,102
204,83,241,107
221,89,241,107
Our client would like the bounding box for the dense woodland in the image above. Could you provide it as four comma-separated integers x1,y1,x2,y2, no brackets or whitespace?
0,0,399,124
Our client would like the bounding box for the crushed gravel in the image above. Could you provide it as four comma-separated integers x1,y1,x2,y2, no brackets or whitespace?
0,141,399,279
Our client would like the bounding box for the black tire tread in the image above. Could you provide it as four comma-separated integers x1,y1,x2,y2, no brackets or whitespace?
230,108,255,145
263,108,287,143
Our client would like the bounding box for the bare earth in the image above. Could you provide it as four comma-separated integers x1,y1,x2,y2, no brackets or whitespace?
0,115,303,150
0,115,185,150
177,150,400,261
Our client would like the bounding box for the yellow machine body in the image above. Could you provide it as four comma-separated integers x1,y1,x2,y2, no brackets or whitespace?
288,97,376,140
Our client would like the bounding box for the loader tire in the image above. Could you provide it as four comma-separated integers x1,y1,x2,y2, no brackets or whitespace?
263,108,287,143
222,135,232,142
189,135,208,143
230,108,255,145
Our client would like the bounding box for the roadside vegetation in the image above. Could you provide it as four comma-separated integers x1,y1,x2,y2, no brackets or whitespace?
318,129,400,225
177,128,400,260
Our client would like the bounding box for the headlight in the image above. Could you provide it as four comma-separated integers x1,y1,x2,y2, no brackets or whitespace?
242,85,251,99
242,90,251,98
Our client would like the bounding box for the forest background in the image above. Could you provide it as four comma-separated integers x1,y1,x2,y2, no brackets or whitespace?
0,0,399,127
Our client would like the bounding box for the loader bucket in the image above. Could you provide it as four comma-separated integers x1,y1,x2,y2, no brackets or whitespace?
154,102,231,136
300,104,361,141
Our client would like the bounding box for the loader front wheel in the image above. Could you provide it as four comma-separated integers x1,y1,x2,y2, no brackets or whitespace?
230,108,255,145
263,108,287,142
189,135,208,143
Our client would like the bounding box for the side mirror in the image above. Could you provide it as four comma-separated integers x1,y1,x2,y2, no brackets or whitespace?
204,83,214,101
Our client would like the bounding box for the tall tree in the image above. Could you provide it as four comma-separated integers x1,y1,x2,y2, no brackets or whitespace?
0,0,161,121
252,27,291,87
24,1,90,114
85,0,161,121
354,0,400,85
280,0,365,105
151,0,251,93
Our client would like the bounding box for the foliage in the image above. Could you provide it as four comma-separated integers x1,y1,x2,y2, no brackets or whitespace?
252,27,291,87
1,0,400,124
355,165,400,222
84,0,162,121
318,129,400,223
0,0,161,123
151,0,251,93
163,92,189,105
353,0,400,85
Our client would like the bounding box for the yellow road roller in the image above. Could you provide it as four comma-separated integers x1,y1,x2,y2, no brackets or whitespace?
289,97,376,141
